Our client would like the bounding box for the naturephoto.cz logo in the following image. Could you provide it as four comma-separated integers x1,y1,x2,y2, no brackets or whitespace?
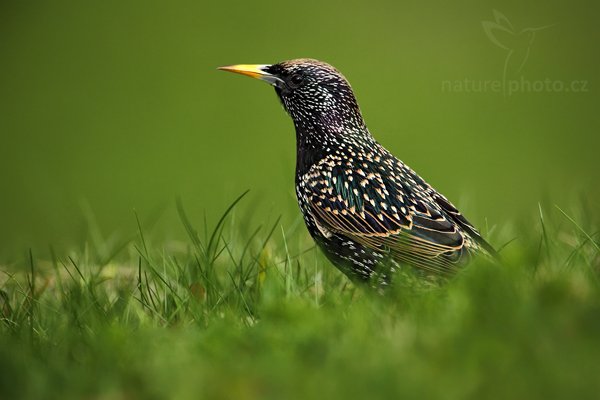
442,10,589,96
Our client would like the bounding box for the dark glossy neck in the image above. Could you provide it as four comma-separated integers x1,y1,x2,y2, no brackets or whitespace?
293,114,371,176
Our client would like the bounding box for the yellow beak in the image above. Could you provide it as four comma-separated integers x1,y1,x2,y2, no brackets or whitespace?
218,64,282,86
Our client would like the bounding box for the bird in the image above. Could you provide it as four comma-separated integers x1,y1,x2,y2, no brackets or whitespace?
218,59,497,285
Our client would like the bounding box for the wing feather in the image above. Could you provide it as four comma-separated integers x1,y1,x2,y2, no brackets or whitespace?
303,155,476,274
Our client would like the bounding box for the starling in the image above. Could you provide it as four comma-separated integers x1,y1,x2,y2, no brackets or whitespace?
219,59,496,284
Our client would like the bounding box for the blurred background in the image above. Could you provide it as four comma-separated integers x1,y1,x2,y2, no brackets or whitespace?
1,0,598,259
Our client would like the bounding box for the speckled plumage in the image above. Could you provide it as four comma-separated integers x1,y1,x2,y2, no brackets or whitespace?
220,59,496,284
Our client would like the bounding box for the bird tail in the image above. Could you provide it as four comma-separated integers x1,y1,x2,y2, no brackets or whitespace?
475,235,502,262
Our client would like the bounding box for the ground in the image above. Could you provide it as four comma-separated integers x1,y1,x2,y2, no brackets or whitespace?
1,198,599,400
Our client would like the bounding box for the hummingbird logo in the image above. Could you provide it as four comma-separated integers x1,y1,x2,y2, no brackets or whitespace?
482,10,554,82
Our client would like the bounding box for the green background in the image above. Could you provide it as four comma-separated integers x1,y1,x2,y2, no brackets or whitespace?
1,0,598,257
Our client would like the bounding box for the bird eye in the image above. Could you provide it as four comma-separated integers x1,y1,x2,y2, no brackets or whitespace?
289,73,304,87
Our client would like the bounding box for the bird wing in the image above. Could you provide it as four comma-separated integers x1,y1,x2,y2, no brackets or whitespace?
302,154,476,274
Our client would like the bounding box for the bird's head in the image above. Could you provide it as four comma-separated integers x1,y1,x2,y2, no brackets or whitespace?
219,59,366,133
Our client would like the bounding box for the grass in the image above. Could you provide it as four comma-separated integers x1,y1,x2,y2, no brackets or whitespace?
1,194,600,400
